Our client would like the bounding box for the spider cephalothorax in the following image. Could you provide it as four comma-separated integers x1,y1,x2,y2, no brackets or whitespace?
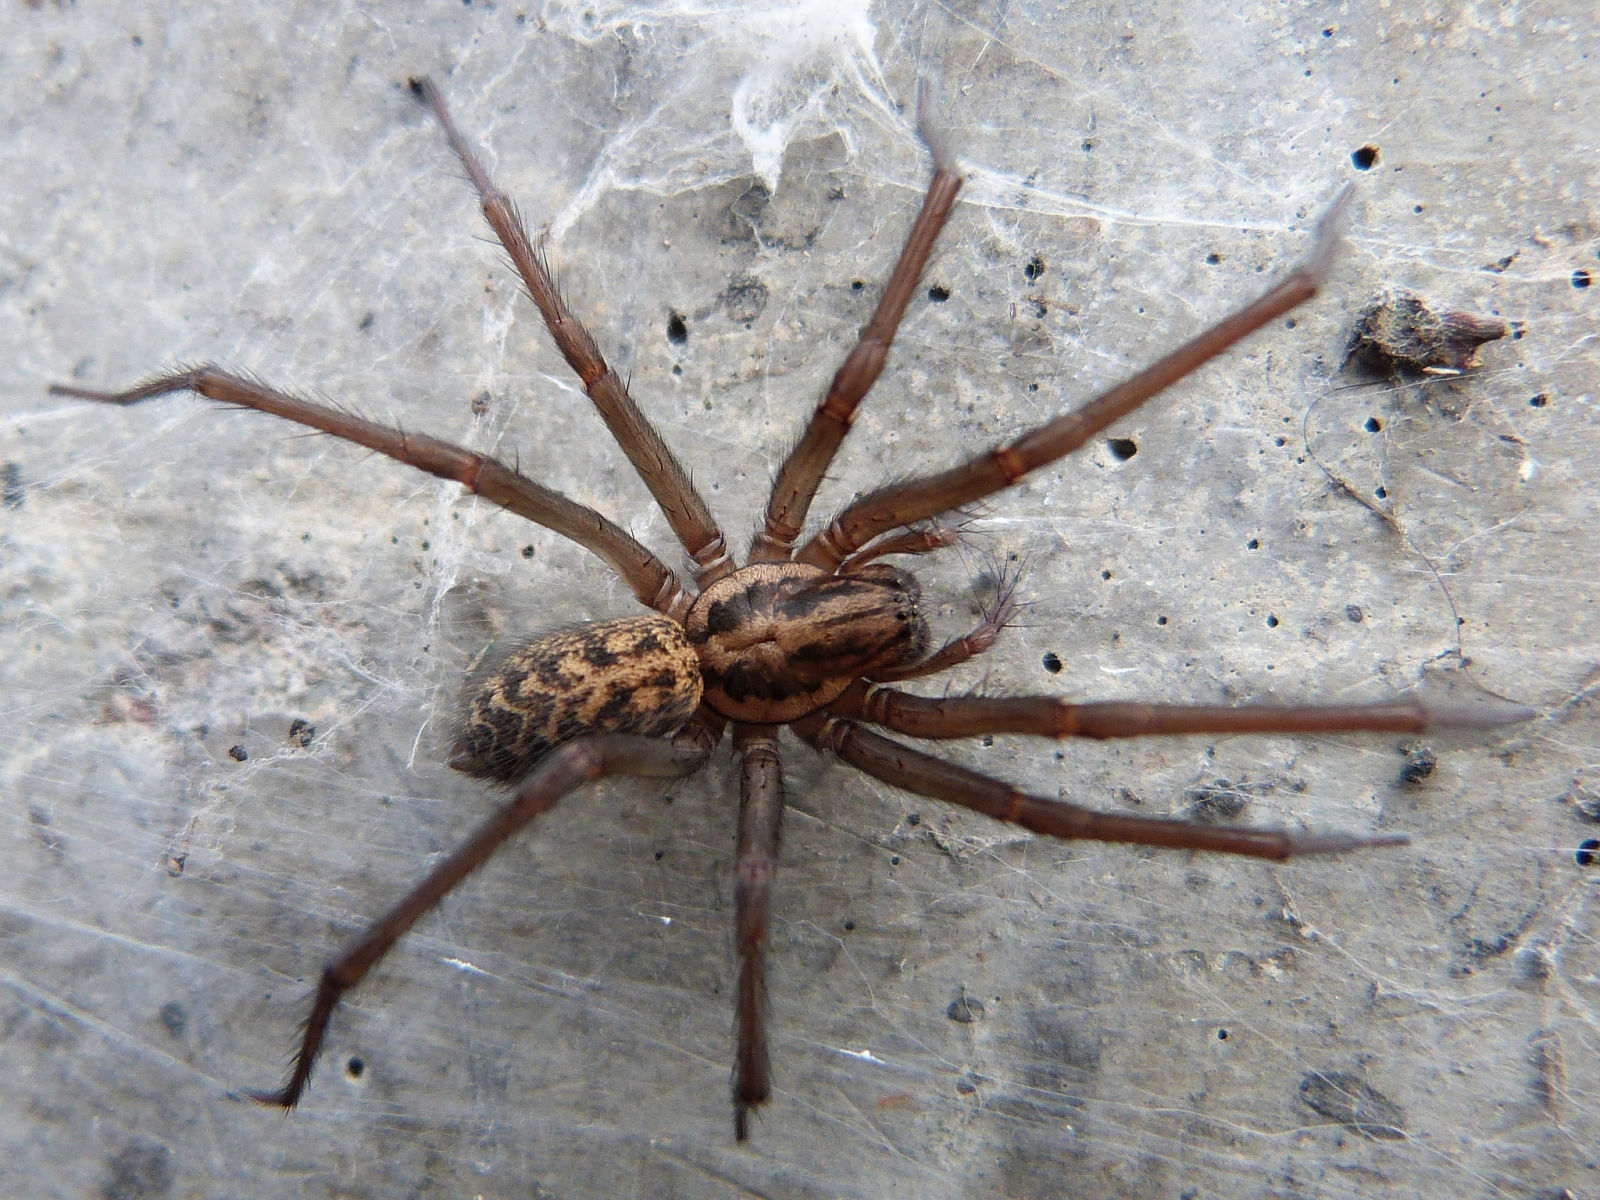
53,75,1523,1141
686,562,930,723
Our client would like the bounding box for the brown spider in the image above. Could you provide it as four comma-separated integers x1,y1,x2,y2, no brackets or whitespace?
53,77,1523,1141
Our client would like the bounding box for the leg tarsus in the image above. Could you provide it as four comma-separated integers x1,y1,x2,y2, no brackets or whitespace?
912,77,956,175
1306,182,1355,283
1292,828,1410,855
51,367,204,406
245,964,344,1109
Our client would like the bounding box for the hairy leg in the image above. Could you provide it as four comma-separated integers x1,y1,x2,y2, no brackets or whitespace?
840,687,1532,740
751,89,964,562
51,367,689,616
249,730,711,1109
792,711,1406,860
796,187,1353,570
731,725,784,1140
410,77,732,584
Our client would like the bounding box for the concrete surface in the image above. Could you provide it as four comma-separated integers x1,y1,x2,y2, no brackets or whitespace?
2,3,1595,1198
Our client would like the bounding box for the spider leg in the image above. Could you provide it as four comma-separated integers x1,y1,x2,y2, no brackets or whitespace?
50,367,688,617
840,688,1535,740
796,187,1354,570
248,730,711,1110
791,711,1406,860
751,88,964,563
409,77,732,585
731,725,784,1141
837,523,962,574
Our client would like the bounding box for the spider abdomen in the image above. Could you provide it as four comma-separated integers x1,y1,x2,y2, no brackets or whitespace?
686,561,929,724
450,615,702,784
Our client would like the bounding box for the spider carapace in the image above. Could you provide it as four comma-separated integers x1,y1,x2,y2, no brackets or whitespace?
52,75,1524,1141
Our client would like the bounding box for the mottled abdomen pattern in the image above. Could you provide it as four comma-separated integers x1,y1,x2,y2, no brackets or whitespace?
450,614,702,784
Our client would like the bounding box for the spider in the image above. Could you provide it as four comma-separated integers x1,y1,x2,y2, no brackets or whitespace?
53,76,1522,1141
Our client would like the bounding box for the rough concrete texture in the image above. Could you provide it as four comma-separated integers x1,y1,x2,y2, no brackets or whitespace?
2,3,1595,1198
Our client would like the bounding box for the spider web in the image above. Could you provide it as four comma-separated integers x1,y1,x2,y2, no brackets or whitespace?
2,2,1595,1198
